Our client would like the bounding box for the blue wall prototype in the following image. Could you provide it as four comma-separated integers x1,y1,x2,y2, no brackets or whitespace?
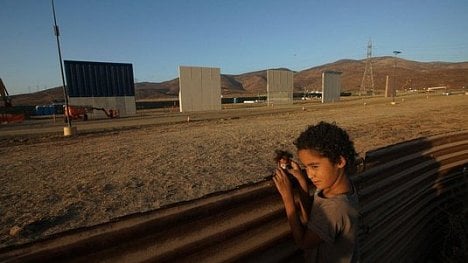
64,60,135,97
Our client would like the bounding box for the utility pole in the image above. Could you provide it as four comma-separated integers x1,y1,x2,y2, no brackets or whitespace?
392,50,402,104
51,0,74,135
360,39,375,96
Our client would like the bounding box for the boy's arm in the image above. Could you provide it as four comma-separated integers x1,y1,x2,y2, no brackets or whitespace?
284,200,323,249
288,161,312,224
273,169,322,249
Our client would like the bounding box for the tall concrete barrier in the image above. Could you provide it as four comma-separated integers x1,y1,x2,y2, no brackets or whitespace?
179,66,221,112
267,70,294,105
1,131,466,262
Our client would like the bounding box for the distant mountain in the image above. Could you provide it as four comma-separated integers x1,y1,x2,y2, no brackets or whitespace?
10,57,468,106
294,57,468,93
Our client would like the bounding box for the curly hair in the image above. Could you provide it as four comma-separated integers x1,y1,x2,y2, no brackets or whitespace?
294,121,357,175
273,149,293,163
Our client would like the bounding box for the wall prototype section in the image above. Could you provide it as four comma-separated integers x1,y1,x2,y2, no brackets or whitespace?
267,70,293,105
321,71,342,103
179,66,221,112
64,60,136,118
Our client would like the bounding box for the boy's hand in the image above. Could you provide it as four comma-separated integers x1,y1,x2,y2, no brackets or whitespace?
287,160,310,193
287,160,306,181
273,168,293,202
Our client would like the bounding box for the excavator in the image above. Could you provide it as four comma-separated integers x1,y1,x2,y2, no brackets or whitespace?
0,78,25,123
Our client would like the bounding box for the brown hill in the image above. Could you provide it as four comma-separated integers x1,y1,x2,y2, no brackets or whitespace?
9,57,468,106
11,88,64,106
295,57,468,92
136,79,179,100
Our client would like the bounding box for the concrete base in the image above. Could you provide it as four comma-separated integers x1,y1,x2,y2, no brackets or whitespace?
64,126,78,137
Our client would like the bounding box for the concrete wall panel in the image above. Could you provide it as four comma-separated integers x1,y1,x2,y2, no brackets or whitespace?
124,97,137,116
267,70,293,104
321,71,341,103
179,66,221,112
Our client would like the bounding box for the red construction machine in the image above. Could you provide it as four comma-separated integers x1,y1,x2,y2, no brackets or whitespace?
64,105,119,121
1,78,25,123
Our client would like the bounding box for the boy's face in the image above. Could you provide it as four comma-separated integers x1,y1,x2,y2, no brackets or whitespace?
297,149,345,191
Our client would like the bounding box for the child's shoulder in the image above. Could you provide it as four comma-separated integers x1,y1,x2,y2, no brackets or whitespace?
316,190,358,210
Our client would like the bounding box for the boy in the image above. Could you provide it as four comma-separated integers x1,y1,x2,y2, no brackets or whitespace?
273,121,359,262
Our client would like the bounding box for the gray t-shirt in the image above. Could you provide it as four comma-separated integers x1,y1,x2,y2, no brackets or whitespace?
306,187,359,263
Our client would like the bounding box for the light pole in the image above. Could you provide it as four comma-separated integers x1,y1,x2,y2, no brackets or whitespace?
51,0,73,133
392,50,402,104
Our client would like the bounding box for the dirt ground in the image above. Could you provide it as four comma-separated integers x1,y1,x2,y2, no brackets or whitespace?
1,93,467,248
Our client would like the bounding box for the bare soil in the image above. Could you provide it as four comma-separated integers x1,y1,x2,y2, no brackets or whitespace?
1,93,467,248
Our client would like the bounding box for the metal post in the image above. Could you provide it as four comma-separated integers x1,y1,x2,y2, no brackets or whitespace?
51,0,72,128
392,50,401,103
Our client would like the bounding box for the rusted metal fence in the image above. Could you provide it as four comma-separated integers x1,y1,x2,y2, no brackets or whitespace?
354,130,467,262
1,131,466,262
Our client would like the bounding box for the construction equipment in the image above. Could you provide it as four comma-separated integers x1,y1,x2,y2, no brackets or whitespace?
95,107,119,118
0,78,12,108
64,105,119,121
64,105,90,121
0,78,25,123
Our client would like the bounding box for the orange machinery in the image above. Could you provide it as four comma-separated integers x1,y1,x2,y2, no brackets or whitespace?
64,105,119,121
0,78,25,123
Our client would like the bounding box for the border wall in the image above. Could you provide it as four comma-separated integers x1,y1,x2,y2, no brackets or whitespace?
1,131,466,262
64,60,136,118
267,70,293,105
322,71,342,103
179,66,221,112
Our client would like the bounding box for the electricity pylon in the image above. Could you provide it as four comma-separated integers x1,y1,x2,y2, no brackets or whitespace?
360,39,375,96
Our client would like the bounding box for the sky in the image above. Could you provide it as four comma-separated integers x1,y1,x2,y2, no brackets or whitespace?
1,0,467,95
